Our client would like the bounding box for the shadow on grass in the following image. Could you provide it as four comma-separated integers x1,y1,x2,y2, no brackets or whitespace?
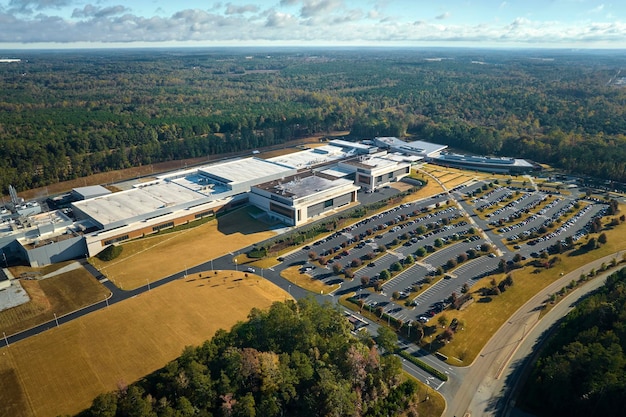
217,207,274,236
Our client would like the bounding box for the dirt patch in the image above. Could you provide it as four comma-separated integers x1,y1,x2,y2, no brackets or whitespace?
0,270,108,336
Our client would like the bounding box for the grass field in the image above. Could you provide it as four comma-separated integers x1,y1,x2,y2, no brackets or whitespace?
0,271,289,417
281,265,341,294
89,207,278,290
0,270,109,336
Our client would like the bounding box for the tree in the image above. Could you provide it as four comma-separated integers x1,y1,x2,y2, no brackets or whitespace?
438,315,449,328
332,263,343,275
360,276,370,287
379,270,391,280
376,326,398,354
598,232,607,244
390,261,403,272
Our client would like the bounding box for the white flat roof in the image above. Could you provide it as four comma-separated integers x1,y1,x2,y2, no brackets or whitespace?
375,137,448,156
268,145,350,169
199,157,293,185
72,185,111,199
400,140,448,155
329,139,374,151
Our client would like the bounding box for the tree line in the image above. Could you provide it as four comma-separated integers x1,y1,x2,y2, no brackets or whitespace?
1,48,625,194
78,298,423,417
519,267,626,417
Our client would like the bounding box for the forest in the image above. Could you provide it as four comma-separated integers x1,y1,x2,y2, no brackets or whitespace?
519,267,626,417
1,47,626,194
77,298,421,417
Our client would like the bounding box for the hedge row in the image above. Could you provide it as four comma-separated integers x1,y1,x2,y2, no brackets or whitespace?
397,349,448,381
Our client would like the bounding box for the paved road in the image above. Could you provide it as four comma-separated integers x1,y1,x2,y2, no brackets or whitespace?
445,249,625,417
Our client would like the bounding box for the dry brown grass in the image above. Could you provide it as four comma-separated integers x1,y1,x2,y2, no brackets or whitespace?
0,271,289,417
0,271,109,336
90,208,278,290
281,265,341,294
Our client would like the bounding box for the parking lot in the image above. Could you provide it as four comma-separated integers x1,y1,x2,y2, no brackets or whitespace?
276,181,611,330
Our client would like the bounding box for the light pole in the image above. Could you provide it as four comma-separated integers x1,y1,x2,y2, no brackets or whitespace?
3,332,8,347
261,268,264,278
408,321,412,337
234,258,238,272
104,294,109,308
1,251,6,268
288,284,291,297
184,264,188,278
53,313,59,328
211,259,214,271
147,279,151,291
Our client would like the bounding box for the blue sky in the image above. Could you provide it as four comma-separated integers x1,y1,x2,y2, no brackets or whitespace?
0,0,624,48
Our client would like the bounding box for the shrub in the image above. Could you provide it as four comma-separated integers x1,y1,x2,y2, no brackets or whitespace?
247,247,267,258
97,245,123,261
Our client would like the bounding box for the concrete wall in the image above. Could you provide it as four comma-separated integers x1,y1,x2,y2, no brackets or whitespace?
22,235,87,267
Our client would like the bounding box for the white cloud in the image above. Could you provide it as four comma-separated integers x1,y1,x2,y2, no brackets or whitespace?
300,0,343,18
0,5,625,47
435,12,450,20
224,3,259,15
265,10,297,27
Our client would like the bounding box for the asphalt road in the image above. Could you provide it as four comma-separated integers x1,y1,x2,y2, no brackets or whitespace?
445,249,625,417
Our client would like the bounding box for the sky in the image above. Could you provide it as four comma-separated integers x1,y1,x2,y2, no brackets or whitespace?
0,0,625,49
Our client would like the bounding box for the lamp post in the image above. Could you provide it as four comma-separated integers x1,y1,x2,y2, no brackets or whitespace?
147,279,151,291
408,321,412,337
234,258,238,272
104,294,109,308
3,332,8,347
288,284,291,297
211,258,214,271
53,313,59,328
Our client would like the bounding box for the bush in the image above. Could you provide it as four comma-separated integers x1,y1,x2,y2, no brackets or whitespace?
397,350,448,381
247,247,267,258
97,244,123,261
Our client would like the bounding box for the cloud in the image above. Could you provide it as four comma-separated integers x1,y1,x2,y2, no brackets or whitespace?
265,10,297,27
72,5,129,19
224,3,259,15
435,12,450,20
8,0,71,14
0,6,625,47
279,0,299,5
300,0,343,18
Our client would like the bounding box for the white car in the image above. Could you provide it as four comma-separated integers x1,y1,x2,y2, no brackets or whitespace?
246,267,256,273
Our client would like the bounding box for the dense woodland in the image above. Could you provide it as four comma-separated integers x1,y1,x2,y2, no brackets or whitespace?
78,299,420,417
1,48,626,194
520,267,626,417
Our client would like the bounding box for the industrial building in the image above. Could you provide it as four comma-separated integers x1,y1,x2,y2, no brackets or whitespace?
74,157,297,257
374,137,448,158
0,135,539,266
431,152,538,173
249,172,360,226
338,154,412,192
